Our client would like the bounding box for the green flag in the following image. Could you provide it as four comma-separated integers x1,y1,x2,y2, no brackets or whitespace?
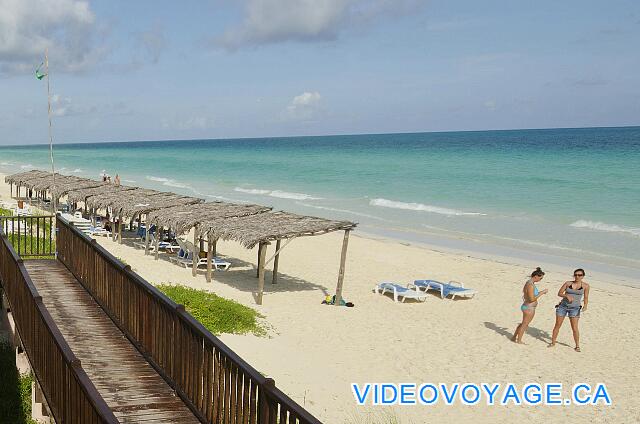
35,62,47,80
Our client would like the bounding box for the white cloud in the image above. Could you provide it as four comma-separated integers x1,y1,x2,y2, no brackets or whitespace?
0,0,105,74
284,91,322,121
216,0,422,49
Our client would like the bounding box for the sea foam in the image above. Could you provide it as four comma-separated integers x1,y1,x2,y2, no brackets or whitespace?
570,220,640,237
296,202,388,221
370,198,486,217
234,187,322,200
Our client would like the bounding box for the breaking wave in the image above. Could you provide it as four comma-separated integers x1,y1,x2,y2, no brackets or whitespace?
370,198,486,217
570,220,640,237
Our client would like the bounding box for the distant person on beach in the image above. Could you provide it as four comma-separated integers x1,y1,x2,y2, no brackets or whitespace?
512,267,548,344
114,174,121,186
549,269,590,352
107,176,112,183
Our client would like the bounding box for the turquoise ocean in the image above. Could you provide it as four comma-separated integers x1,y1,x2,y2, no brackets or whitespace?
1,127,639,280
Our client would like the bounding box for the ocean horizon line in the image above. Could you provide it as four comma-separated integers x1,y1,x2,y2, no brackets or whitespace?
2,124,639,148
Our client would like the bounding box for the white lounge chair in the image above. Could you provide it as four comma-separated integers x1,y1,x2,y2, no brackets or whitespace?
375,282,428,303
171,239,231,270
133,233,178,252
413,279,477,300
185,240,231,270
88,226,111,237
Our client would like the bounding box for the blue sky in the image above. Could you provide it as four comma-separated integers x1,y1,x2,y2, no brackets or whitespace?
0,0,639,144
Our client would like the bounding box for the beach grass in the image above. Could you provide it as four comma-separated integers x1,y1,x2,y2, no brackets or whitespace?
0,341,37,424
156,284,266,336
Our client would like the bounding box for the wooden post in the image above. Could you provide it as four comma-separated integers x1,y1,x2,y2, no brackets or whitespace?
111,208,116,241
91,208,96,227
257,242,267,305
272,239,281,284
206,234,213,283
334,230,351,306
192,231,198,277
144,221,151,255
154,223,161,260
118,212,123,244
212,240,217,257
256,246,261,278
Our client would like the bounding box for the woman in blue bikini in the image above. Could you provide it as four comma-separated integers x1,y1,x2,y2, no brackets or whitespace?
512,267,548,344
549,269,590,352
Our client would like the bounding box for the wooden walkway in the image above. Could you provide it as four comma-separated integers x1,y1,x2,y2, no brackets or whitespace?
25,260,201,424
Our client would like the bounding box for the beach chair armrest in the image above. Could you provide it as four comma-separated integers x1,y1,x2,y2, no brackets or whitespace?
449,280,464,288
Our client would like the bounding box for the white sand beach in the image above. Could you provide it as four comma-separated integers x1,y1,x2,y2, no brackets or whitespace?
1,173,638,424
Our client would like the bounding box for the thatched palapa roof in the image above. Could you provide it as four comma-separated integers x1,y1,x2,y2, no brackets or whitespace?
200,211,357,249
66,184,136,205
5,170,52,186
84,187,203,217
147,202,272,235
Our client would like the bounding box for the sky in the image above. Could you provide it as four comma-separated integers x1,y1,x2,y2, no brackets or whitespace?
0,0,639,144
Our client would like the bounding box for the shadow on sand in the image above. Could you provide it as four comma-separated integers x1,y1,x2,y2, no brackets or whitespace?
114,232,332,302
484,321,571,347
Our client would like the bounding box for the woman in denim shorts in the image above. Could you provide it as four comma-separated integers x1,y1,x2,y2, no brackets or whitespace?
549,269,590,352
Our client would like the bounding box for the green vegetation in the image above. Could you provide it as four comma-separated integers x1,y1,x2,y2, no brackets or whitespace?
0,341,37,424
0,211,56,258
156,284,266,336
6,234,55,259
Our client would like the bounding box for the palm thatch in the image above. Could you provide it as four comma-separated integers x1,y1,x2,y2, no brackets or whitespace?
51,178,105,199
83,187,203,218
4,170,50,185
200,211,357,249
147,202,272,235
67,184,137,205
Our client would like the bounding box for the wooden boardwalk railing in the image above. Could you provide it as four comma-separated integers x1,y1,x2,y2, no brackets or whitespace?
0,215,55,258
0,226,119,424
56,215,322,424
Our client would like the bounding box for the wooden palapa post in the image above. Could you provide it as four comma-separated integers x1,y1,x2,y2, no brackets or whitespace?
272,239,281,284
334,229,351,306
257,242,267,305
144,221,151,255
192,231,198,277
154,223,161,260
118,212,123,244
206,234,213,283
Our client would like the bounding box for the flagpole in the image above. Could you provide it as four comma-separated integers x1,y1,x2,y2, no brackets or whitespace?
44,48,57,214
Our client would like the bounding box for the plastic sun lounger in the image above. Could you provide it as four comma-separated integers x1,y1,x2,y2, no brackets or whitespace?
173,252,231,271
171,239,231,270
375,282,428,303
88,226,111,237
184,240,231,270
134,233,177,252
413,279,477,300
